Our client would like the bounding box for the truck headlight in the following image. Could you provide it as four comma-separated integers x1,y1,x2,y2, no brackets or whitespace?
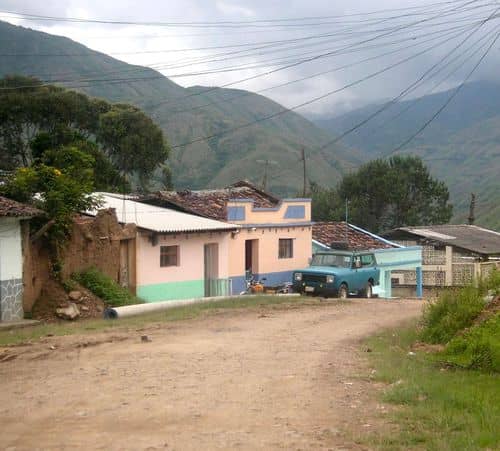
326,275,334,284
294,273,302,281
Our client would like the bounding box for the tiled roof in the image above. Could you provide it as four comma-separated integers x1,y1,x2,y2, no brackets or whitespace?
0,195,42,218
144,180,280,221
313,222,395,250
385,225,500,255
86,193,239,233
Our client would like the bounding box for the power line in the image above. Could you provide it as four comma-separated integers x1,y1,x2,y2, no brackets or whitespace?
0,0,490,92
158,22,481,117
166,24,484,150
387,30,500,155
314,8,500,152
0,1,480,28
360,23,500,146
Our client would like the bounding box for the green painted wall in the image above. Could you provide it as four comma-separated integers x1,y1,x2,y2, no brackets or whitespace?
137,280,204,303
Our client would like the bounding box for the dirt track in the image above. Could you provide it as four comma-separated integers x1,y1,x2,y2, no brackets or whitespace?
0,299,423,450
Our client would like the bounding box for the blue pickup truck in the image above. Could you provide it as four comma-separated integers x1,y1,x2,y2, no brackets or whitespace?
292,250,380,299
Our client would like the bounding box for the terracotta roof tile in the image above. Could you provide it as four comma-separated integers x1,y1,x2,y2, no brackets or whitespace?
0,196,42,218
144,180,280,221
313,222,393,250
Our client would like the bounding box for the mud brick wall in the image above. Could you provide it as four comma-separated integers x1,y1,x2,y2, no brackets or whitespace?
23,209,136,314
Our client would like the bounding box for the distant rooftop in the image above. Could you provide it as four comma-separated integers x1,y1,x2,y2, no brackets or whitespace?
313,222,398,251
384,225,500,255
86,193,239,234
142,180,280,221
0,195,42,218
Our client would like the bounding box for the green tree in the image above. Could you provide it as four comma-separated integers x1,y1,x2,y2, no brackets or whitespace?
1,146,100,241
311,156,453,233
97,103,170,182
0,75,169,185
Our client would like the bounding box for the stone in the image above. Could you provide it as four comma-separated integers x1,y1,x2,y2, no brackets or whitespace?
68,291,82,301
56,302,80,320
80,306,90,312
141,335,151,343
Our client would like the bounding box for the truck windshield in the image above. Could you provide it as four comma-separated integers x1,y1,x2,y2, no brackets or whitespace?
311,253,351,268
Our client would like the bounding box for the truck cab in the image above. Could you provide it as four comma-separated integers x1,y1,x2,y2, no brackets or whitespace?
292,250,380,298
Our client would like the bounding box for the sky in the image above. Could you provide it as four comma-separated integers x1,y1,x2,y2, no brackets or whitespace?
1,0,499,116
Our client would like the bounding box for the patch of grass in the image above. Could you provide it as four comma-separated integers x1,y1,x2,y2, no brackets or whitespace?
440,313,500,372
73,267,143,307
0,295,320,346
420,286,485,344
362,323,500,450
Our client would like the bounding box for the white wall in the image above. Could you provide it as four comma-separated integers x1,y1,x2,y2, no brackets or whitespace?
0,217,23,281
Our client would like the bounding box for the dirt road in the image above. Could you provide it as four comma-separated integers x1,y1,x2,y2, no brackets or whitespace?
0,299,422,450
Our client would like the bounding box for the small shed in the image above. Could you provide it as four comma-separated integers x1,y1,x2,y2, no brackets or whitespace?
0,196,41,321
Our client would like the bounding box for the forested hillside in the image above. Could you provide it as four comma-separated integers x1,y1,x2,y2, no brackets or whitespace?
312,81,500,229
0,20,360,196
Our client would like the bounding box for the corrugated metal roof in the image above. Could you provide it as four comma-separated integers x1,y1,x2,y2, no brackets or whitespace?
86,193,239,233
386,225,500,255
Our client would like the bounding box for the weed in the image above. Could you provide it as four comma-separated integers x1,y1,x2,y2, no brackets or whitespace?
73,267,143,307
363,324,500,450
420,286,485,344
440,313,500,372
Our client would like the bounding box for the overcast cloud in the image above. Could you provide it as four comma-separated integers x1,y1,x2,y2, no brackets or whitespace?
1,0,499,115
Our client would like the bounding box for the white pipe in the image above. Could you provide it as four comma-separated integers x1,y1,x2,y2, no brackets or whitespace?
104,293,300,319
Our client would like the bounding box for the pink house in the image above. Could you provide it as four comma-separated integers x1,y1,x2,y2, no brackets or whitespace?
143,181,313,294
87,193,238,302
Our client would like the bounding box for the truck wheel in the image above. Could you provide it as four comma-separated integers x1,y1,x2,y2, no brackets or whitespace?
364,282,373,298
338,283,348,299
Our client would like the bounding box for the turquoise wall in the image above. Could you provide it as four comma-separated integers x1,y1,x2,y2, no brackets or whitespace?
137,280,204,303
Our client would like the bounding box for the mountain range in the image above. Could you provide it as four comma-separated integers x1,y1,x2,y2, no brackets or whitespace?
1,20,498,229
0,20,360,197
311,81,500,229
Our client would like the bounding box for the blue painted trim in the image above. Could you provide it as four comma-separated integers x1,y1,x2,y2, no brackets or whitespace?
348,223,403,248
228,198,311,213
416,266,423,299
230,270,294,294
227,206,245,221
241,221,313,228
284,205,305,219
376,259,422,268
372,245,423,254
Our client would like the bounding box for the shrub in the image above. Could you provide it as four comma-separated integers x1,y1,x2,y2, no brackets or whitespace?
420,286,485,344
73,267,143,307
441,314,500,373
478,268,500,296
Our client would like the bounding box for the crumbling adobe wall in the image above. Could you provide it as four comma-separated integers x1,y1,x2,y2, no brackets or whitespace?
22,209,136,314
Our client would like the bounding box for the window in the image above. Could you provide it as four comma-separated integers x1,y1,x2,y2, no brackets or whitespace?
279,239,293,259
160,245,179,267
360,254,375,267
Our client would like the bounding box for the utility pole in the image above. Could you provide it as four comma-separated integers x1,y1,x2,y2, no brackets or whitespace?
300,148,307,197
468,192,476,225
262,159,269,192
256,159,277,191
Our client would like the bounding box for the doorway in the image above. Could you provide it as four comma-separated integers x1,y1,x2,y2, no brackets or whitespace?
245,239,259,278
204,243,219,297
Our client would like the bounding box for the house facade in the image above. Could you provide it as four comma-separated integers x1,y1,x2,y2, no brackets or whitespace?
0,196,41,321
87,193,238,303
143,181,313,294
383,225,500,289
